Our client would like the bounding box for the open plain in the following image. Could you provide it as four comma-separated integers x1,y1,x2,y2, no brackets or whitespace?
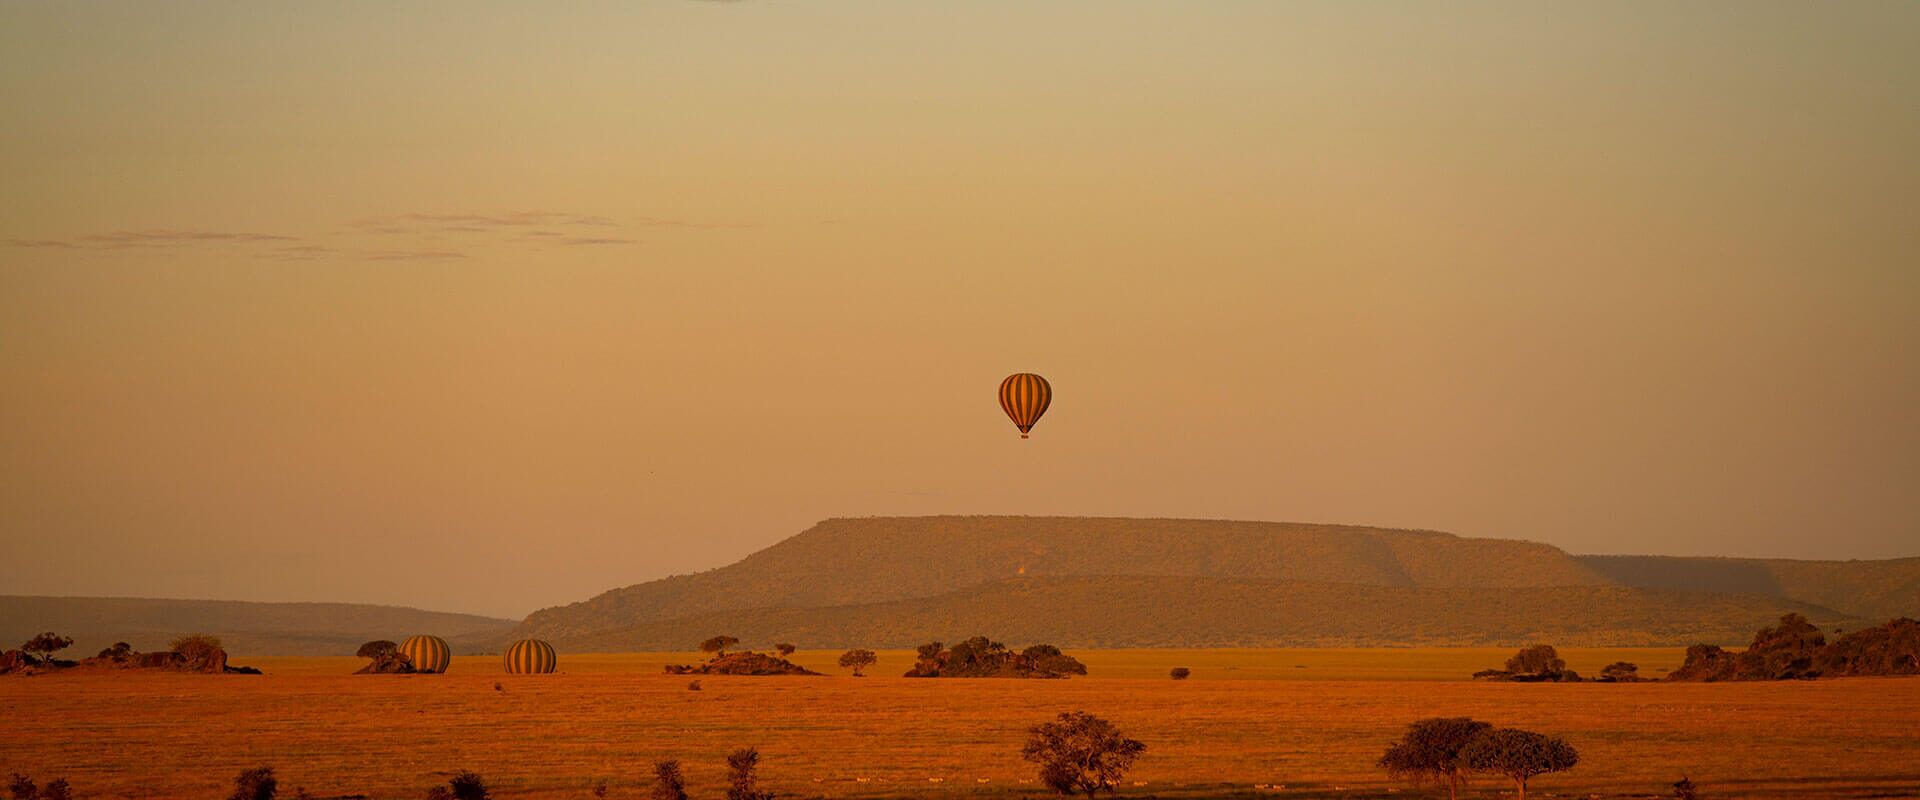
4,649,1917,799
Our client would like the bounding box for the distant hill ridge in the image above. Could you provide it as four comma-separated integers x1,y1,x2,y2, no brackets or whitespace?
0,596,517,657
516,516,1919,650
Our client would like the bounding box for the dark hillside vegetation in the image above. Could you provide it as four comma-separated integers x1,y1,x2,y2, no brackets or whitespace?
516,516,1616,643
0,596,516,656
517,517,1911,650
1577,555,1920,622
545,575,1854,651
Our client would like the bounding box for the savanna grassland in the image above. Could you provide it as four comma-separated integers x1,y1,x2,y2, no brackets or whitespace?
5,649,1918,799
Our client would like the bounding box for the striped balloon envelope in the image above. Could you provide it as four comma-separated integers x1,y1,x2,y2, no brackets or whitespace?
998,373,1052,439
399,634,452,674
503,639,558,674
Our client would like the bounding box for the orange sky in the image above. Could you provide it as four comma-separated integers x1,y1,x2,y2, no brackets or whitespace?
2,3,1915,618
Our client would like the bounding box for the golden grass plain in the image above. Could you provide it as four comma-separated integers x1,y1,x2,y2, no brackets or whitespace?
4,649,1916,799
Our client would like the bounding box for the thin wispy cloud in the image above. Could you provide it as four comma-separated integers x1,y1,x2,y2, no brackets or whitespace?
82,229,299,248
350,211,618,234
361,249,467,261
10,210,740,260
9,229,299,250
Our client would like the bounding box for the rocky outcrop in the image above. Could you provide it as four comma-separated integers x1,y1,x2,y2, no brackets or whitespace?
1819,618,1920,677
663,651,820,676
1668,615,1920,681
1669,613,1826,681
0,649,31,674
353,640,417,674
3,644,257,675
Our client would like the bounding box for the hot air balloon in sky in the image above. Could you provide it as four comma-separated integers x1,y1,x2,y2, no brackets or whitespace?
999,373,1052,438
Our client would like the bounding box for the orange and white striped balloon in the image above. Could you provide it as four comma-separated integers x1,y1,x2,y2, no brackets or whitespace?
503,639,558,674
998,373,1052,439
399,634,452,674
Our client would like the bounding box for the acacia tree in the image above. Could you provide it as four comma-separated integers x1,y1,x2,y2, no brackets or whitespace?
700,636,740,659
22,632,73,665
774,643,796,658
1460,728,1579,800
838,649,877,677
1377,717,1491,800
1505,645,1566,676
1599,661,1640,682
1021,711,1146,797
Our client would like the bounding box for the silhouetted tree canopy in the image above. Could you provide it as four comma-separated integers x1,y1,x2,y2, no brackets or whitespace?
700,636,740,658
1598,661,1641,682
1460,728,1578,800
774,643,796,657
1021,711,1145,797
838,649,877,676
1377,717,1492,800
22,632,72,664
1505,645,1566,675
906,636,1086,678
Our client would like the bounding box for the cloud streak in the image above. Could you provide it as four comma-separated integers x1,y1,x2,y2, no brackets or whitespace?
350,211,618,234
9,210,741,260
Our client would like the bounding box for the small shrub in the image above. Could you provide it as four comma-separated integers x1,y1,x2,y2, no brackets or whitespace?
725,748,771,800
228,766,277,800
1169,667,1190,680
171,633,224,661
687,680,702,691
1021,711,1146,796
8,775,70,800
448,771,489,800
774,643,796,657
1674,776,1699,799
425,771,489,800
651,759,688,800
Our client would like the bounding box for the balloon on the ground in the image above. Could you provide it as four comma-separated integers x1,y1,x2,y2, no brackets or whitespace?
400,634,451,674
503,639,558,674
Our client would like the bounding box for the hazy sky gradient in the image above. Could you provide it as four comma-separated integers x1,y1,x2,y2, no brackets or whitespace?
3,2,1916,618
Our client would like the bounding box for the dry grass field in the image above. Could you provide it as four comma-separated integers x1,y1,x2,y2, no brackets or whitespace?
4,649,1916,799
